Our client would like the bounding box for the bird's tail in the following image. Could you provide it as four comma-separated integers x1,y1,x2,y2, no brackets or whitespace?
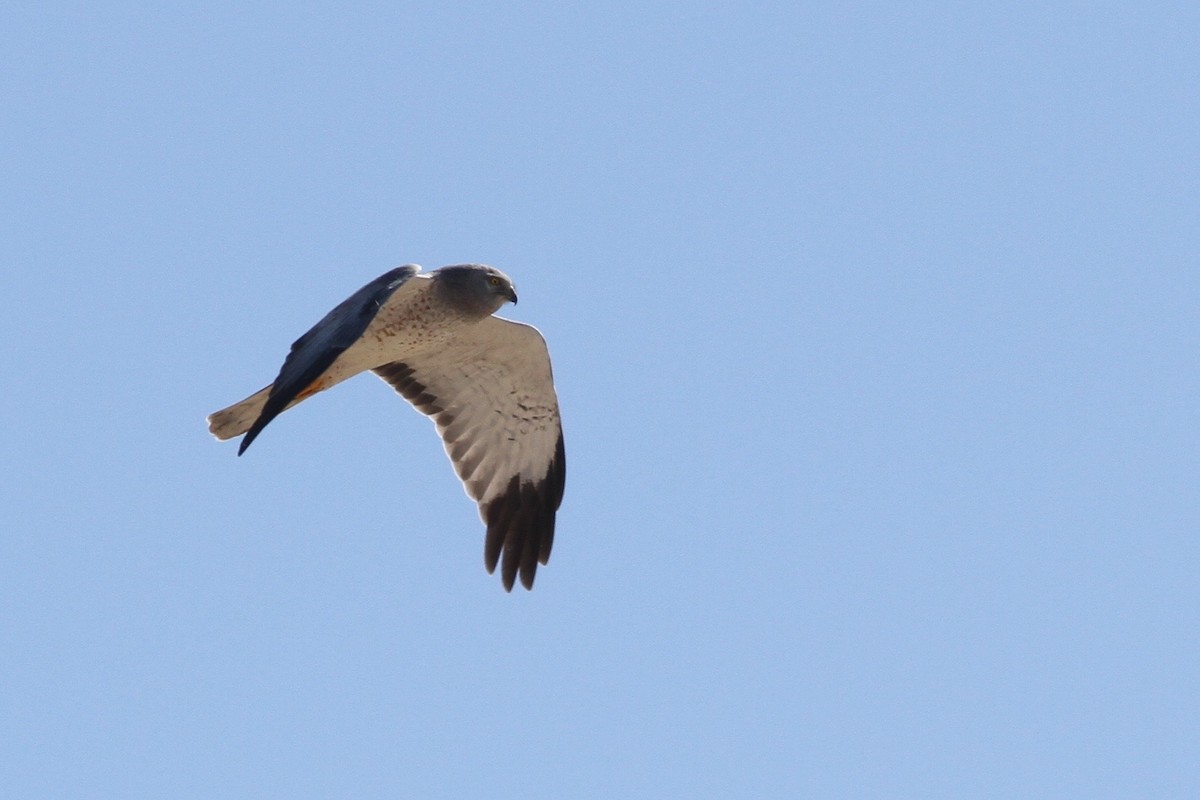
207,385,273,441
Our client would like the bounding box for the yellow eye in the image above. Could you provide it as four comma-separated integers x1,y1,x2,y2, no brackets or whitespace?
489,277,501,286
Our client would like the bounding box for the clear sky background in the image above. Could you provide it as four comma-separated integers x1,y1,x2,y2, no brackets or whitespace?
2,2,1196,797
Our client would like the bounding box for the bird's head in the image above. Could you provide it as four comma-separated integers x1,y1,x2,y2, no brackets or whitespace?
434,264,518,316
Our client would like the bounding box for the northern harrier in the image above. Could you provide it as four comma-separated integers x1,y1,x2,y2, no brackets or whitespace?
207,264,565,590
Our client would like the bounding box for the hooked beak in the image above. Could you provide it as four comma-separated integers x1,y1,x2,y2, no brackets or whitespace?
506,286,518,304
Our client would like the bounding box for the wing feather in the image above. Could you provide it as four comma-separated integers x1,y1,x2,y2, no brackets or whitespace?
372,316,565,590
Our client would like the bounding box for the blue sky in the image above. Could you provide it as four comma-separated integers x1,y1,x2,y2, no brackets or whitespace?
2,2,1196,797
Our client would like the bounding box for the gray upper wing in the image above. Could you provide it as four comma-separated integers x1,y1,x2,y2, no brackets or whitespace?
239,266,418,455
372,315,565,590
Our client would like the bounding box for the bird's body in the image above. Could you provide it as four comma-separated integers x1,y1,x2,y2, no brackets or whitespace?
208,269,468,441
207,264,564,590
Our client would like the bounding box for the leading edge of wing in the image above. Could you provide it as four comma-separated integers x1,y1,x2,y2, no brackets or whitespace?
237,265,419,455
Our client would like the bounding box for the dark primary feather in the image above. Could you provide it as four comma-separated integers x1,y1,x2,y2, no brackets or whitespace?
238,266,417,455
482,433,566,590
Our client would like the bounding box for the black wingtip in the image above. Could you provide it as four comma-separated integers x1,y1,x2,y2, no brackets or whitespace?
488,557,518,592
519,568,535,591
237,417,268,455
480,432,565,592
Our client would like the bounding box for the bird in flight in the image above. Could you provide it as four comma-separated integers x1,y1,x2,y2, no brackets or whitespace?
207,264,565,591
